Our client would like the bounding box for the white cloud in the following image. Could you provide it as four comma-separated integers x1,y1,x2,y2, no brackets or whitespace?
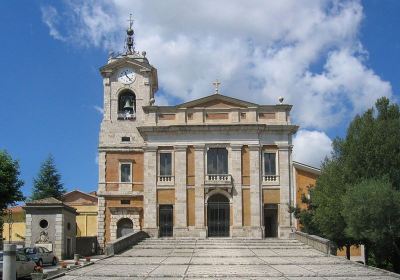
93,105,104,115
41,6,66,41
293,130,332,167
41,0,393,131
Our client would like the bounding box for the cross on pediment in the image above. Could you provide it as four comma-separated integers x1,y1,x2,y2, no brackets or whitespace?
213,79,221,94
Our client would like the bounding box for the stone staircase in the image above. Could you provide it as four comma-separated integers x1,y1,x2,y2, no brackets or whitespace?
61,238,400,279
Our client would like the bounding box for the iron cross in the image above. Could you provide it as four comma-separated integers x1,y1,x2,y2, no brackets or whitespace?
213,79,221,94
128,13,133,29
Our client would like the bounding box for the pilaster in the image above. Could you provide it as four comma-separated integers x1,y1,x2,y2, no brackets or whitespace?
194,145,206,238
143,146,158,237
97,197,106,250
55,213,63,259
24,214,32,248
174,145,188,236
278,144,292,238
249,144,263,238
98,151,106,192
230,144,244,236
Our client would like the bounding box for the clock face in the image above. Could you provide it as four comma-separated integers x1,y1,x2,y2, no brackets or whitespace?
117,67,136,84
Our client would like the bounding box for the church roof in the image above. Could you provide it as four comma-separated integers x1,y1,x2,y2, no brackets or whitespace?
145,93,292,111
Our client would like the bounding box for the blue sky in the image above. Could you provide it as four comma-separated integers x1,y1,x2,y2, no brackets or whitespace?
0,0,399,198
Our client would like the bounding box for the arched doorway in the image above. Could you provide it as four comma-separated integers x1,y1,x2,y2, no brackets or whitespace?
116,218,134,238
207,193,230,237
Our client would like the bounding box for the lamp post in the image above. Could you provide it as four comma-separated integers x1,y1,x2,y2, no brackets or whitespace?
7,209,13,243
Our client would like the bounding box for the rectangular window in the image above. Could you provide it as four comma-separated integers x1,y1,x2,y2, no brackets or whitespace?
121,200,130,205
120,163,132,182
264,153,276,175
159,153,172,176
207,148,228,174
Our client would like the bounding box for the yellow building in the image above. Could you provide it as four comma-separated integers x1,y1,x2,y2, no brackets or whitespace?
2,206,26,244
62,190,98,237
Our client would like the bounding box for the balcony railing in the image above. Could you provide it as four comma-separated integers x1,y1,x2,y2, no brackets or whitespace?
157,175,175,185
263,175,279,183
205,174,232,185
118,111,136,120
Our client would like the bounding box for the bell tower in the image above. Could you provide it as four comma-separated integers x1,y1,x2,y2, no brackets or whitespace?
98,15,158,147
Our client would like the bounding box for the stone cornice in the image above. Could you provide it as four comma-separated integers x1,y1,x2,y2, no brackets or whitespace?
248,144,261,151
193,144,205,151
137,124,299,135
174,145,187,151
143,145,158,152
97,191,144,197
230,144,243,151
98,147,144,152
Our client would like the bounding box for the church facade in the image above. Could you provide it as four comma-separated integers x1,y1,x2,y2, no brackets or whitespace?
96,26,299,249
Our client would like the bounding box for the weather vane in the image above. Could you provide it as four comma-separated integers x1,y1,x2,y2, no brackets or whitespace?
213,79,221,94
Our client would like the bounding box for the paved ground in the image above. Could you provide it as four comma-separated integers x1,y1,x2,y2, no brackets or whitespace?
58,238,400,279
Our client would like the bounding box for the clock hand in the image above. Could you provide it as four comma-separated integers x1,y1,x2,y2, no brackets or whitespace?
125,73,131,81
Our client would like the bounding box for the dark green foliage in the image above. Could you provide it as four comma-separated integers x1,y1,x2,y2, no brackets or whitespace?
0,150,25,241
313,157,354,250
30,155,66,200
342,178,400,272
289,186,320,235
339,97,400,189
0,150,25,210
309,97,400,270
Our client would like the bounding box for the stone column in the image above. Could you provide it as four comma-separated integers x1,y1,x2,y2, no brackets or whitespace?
174,145,188,236
194,145,206,238
55,213,63,260
278,144,291,238
97,196,106,250
2,244,16,280
249,144,263,238
143,146,158,237
231,144,243,236
25,213,32,247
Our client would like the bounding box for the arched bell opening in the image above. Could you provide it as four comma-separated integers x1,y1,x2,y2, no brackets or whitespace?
207,193,230,237
116,218,134,238
118,90,136,120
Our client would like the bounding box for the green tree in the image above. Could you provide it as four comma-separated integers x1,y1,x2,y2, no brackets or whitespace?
311,97,400,265
31,155,66,200
0,150,25,240
289,186,320,235
312,156,355,259
342,178,400,272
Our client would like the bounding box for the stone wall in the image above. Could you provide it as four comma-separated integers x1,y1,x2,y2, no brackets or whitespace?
105,231,149,255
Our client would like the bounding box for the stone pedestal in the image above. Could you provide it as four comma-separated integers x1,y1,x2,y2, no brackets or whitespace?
2,244,16,280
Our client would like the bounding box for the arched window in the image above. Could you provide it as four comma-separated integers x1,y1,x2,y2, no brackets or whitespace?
118,90,136,120
116,218,134,238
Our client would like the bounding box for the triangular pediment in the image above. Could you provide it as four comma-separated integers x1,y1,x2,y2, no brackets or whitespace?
177,94,259,109
100,56,154,75
62,190,98,205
